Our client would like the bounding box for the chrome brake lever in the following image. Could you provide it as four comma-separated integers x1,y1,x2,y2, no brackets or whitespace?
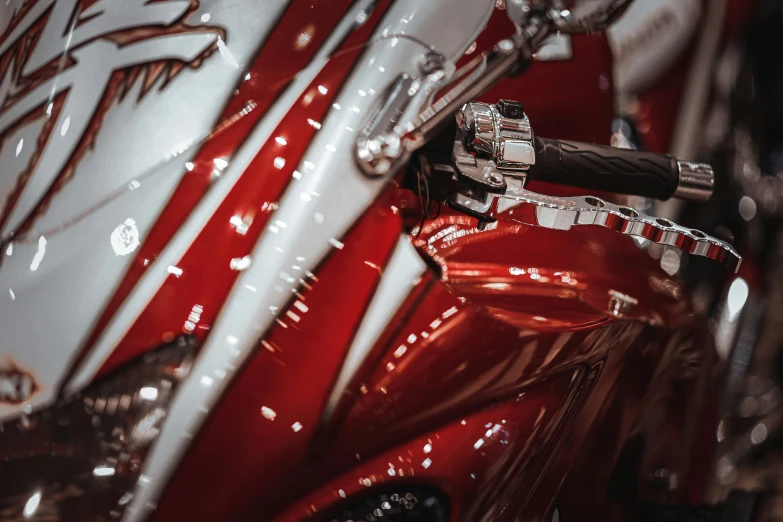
498,186,742,272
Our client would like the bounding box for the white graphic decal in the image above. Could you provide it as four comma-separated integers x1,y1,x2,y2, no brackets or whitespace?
0,0,222,238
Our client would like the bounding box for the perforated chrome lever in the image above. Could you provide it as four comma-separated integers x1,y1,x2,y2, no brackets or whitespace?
447,100,741,272
497,188,742,272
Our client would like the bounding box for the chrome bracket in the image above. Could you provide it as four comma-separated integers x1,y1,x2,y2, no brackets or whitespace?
356,51,454,177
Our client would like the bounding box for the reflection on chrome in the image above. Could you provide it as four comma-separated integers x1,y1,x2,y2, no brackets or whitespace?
139,387,158,401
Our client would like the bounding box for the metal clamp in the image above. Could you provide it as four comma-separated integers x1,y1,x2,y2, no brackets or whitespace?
356,52,453,177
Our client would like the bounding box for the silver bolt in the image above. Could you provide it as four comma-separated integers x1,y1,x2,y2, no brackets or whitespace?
420,51,447,75
608,290,638,316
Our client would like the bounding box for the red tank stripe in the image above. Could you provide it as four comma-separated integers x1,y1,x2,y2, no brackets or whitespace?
94,0,392,376
70,0,358,376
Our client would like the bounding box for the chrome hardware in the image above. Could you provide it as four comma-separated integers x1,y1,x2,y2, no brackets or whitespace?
674,160,715,202
440,97,742,270
608,290,638,317
498,187,742,272
356,1,636,177
453,139,507,192
443,99,739,271
457,101,535,172
356,51,453,177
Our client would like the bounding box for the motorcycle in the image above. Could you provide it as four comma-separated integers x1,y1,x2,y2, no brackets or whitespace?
0,0,757,520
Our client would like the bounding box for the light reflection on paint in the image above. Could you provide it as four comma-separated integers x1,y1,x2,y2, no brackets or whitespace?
111,218,140,256
23,491,41,518
230,256,252,271
216,38,239,69
261,406,276,420
29,236,46,271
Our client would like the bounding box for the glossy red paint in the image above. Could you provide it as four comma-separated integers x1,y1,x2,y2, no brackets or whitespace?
151,183,716,522
276,370,588,522
472,7,616,146
415,207,693,329
78,0,357,373
152,192,407,522
134,6,716,521
93,0,393,375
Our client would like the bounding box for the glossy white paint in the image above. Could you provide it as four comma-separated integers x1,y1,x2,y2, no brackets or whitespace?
122,0,496,519
64,0,364,397
0,0,290,419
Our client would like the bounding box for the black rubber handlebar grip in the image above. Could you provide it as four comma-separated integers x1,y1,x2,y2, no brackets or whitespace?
528,137,680,200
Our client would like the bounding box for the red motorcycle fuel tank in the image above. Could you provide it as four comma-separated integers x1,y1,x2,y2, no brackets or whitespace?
0,1,718,521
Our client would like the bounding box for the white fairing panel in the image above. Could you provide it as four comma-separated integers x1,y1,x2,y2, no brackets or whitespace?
608,0,701,94
0,0,289,419
122,0,496,518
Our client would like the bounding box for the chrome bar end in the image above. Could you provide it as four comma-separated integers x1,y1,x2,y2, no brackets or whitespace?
674,160,715,202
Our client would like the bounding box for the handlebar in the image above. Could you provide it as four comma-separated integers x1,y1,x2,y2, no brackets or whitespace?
527,137,715,202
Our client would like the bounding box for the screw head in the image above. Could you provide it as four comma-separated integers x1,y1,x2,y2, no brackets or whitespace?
420,51,447,75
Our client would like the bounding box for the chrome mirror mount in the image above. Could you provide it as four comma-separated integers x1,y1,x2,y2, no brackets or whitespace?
354,0,636,178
